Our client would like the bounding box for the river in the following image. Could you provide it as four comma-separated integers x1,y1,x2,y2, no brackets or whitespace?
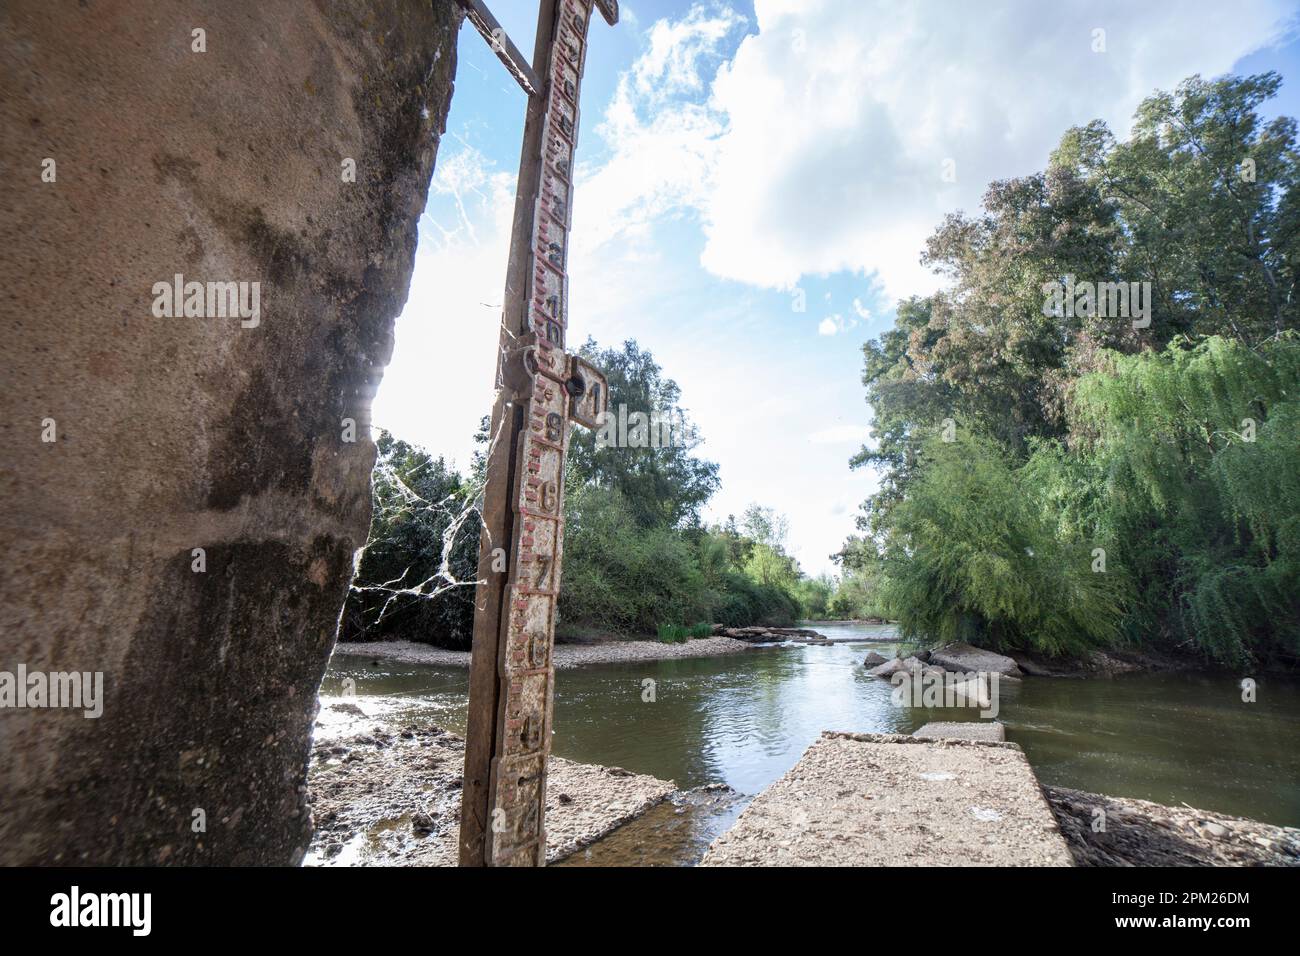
318,622,1300,864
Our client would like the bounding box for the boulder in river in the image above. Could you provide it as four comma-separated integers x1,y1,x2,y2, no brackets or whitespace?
928,643,1023,677
863,651,888,667
868,658,910,678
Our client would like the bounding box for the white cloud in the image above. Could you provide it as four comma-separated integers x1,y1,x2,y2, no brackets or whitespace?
587,0,1296,301
570,5,745,259
816,311,859,336
632,4,742,99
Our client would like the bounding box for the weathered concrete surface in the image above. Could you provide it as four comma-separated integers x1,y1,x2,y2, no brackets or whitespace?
0,0,460,864
701,732,1073,866
913,721,1006,742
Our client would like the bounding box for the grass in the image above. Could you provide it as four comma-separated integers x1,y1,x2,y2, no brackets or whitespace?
657,622,712,643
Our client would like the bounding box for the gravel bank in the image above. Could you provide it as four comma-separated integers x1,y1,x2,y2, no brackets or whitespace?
330,635,757,669
1044,785,1300,866
305,708,674,866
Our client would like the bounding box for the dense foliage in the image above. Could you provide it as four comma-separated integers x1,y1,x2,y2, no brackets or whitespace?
852,73,1300,666
1060,336,1300,664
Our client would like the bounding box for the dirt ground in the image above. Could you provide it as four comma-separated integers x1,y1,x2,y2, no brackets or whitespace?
305,706,673,866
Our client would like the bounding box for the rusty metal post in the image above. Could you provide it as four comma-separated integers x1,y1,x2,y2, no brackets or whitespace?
458,0,618,867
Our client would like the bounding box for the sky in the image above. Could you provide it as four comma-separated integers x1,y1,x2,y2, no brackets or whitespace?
373,0,1300,577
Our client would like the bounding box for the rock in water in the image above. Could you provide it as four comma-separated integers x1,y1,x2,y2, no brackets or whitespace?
868,659,910,678
863,651,888,667
928,643,1024,677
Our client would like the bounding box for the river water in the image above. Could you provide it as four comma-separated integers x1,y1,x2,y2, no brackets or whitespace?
318,623,1300,864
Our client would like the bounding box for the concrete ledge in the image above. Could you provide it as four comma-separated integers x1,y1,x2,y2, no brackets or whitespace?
701,731,1073,866
913,721,1006,742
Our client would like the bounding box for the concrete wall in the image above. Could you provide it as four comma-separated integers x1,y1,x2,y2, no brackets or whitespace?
0,0,460,864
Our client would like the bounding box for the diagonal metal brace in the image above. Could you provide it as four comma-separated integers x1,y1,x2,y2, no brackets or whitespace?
455,0,543,96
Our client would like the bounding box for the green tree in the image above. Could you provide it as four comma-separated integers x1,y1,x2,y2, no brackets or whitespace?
794,574,835,619
1061,335,1300,664
1055,73,1299,344
567,338,719,529
878,429,1126,656
852,73,1300,536
849,72,1300,664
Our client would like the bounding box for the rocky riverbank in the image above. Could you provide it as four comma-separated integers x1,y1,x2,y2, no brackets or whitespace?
305,707,674,866
863,640,1211,681
868,639,1232,686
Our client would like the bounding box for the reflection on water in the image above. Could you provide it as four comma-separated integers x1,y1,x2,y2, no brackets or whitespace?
553,787,750,867
321,622,1300,855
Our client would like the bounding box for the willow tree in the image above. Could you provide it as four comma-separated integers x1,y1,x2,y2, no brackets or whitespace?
878,427,1125,656
1064,334,1300,664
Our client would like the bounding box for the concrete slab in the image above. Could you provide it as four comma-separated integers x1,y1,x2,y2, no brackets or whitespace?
701,732,1073,867
913,721,1006,742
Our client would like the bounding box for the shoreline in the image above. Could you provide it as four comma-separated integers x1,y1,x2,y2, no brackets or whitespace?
331,634,761,669
333,632,1269,679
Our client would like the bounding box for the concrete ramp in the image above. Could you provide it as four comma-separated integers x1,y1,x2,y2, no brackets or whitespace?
701,732,1073,866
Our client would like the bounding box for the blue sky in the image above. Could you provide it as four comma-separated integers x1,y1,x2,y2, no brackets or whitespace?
374,0,1300,576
